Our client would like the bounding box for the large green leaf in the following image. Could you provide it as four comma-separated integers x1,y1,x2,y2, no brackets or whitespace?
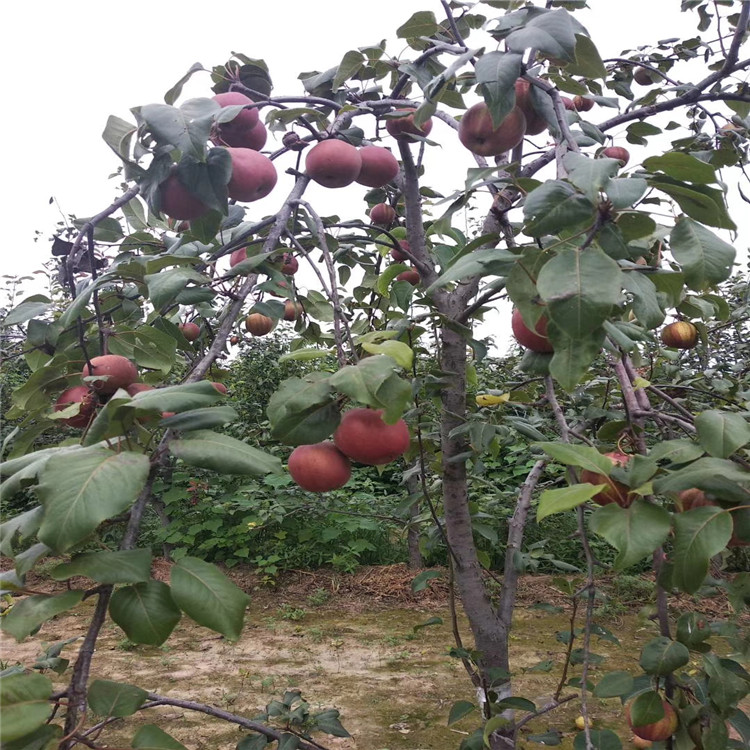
548,328,607,391
158,406,237,432
37,449,150,553
138,103,211,159
0,507,44,556
669,218,736,290
132,725,188,750
593,671,634,698
649,175,735,230
425,248,517,293
267,373,340,446
672,507,733,593
589,501,671,570
396,10,440,38
537,484,603,521
537,246,622,338
475,51,522,126
109,580,181,646
170,557,250,640
627,691,669,728
695,410,750,458
523,181,594,236
50,549,152,584
622,271,665,329
88,679,148,718
332,50,365,91
639,636,690,676
1,723,62,750
535,443,616,474
506,9,578,62
1,591,84,641
643,152,717,184
169,430,282,476
0,673,53,742
144,268,211,310
564,152,622,204
329,356,412,424
654,457,750,501
127,380,226,414
572,729,622,749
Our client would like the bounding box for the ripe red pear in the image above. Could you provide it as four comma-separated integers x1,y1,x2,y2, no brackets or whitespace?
511,308,553,353
229,248,250,267
160,174,209,221
283,301,303,321
82,355,138,395
245,313,274,336
601,146,630,165
370,203,397,227
625,698,678,742
391,240,410,262
514,79,547,135
213,91,259,127
633,67,655,86
396,269,420,285
211,382,228,395
126,383,155,396
226,147,277,202
580,451,635,508
333,408,410,466
54,386,98,428
288,442,352,492
280,253,298,275
660,321,698,349
385,109,433,142
458,103,526,157
561,97,576,111
179,322,200,341
306,139,362,188
356,145,400,188
573,95,594,112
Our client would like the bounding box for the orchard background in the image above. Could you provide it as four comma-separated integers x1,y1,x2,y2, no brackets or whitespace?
1,1,750,749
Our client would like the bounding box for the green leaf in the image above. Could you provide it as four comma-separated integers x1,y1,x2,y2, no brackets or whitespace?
523,181,594,236
622,271,666,329
605,178,648,210
589,501,671,570
695,410,750,458
170,556,250,640
672,507,733,593
127,381,225,414
0,673,53,742
669,218,736,291
593,671,634,698
639,636,690,676
425,247,517,293
397,10,440,38
267,373,340,446
1,299,52,328
169,430,282,476
643,152,717,184
144,268,211,310
237,735,269,750
132,725,188,750
506,9,578,62
109,580,181,646
37,449,150,553
568,33,606,78
360,341,414,370
564,152,622,204
1,723,62,750
332,50,364,90
159,406,237,432
448,700,476,725
572,728,622,749
50,549,152,584
1,591,83,641
139,103,210,159
411,570,443,592
314,709,350,738
475,52,522,126
164,62,205,106
627,690,668,728
535,443,617,474
537,484,604,521
88,679,148,718
329,355,411,424
102,114,137,160
537,246,622,338
653,457,750,499
649,175,735,230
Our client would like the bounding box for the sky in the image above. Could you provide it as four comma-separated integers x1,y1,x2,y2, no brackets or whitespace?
2,1,739,351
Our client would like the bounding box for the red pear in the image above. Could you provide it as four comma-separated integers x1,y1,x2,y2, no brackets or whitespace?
226,147,277,202
356,145,400,187
511,308,552,353
333,408,410,466
306,139,362,188
82,355,138,395
458,103,526,157
54,386,98,428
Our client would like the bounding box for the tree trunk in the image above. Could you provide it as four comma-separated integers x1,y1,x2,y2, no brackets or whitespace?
438,327,509,677
405,468,423,569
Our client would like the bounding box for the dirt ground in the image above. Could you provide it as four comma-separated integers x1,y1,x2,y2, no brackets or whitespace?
1,562,747,749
